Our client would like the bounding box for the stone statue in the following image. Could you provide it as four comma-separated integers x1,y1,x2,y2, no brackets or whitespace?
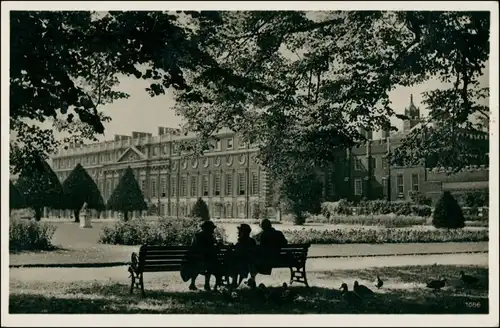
80,202,92,228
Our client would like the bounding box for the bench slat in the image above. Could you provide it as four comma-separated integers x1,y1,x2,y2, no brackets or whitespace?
142,265,183,272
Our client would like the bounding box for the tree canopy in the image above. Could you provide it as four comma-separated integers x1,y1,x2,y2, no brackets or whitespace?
61,163,105,222
171,11,490,178
9,180,26,210
281,168,324,225
11,11,490,180
15,156,64,221
10,10,219,174
106,166,147,220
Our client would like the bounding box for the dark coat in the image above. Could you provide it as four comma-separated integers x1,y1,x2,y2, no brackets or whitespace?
254,228,288,275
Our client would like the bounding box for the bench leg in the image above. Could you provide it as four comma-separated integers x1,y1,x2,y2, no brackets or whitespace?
139,273,145,297
129,269,136,294
289,265,310,288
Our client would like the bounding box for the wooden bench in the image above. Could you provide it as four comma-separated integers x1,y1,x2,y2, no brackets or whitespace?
265,243,311,288
128,243,311,296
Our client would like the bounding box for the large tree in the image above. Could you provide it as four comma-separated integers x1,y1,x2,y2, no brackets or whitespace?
107,166,147,221
9,180,26,212
10,11,219,174
281,168,324,225
61,163,105,222
170,11,490,179
11,11,490,182
15,156,64,221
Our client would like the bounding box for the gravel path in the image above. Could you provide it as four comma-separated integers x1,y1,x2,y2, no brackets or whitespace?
9,252,488,284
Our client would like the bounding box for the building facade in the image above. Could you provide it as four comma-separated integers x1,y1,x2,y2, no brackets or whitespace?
47,96,489,219
50,127,272,219
344,95,489,204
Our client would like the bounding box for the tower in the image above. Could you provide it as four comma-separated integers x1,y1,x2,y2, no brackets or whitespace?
403,94,421,132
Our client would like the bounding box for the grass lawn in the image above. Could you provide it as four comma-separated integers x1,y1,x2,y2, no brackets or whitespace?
9,264,488,314
9,220,489,266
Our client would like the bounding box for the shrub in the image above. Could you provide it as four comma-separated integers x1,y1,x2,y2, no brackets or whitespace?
411,205,432,217
99,217,227,246
462,207,489,219
10,219,57,251
464,189,489,208
252,206,262,220
409,191,432,206
15,157,64,221
61,163,105,222
107,166,147,221
464,215,489,222
190,198,210,221
432,191,465,229
283,227,488,244
306,214,428,228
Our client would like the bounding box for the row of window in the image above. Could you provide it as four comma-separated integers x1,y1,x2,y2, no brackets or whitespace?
353,174,420,196
353,156,390,171
174,154,252,170
159,202,259,218
142,172,260,198
54,137,251,169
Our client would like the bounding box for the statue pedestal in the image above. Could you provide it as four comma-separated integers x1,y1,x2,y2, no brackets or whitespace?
79,213,92,228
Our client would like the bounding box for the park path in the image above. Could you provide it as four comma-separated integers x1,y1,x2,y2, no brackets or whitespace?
9,252,488,284
9,242,488,267
8,220,489,267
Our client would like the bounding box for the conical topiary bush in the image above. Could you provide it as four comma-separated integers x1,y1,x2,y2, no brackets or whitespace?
190,197,210,221
107,166,147,221
432,191,465,229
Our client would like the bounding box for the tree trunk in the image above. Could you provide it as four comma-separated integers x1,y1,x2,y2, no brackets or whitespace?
123,211,129,221
74,209,80,223
34,207,42,221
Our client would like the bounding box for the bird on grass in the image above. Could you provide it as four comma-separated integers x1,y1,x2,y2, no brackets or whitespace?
219,284,240,302
375,275,383,289
354,281,374,297
340,282,363,306
255,283,269,301
426,277,447,292
460,271,479,286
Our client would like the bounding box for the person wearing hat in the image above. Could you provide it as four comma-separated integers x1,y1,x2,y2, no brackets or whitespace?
184,220,220,291
231,223,258,288
254,218,288,275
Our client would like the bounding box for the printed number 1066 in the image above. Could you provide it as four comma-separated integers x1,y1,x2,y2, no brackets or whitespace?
465,301,481,308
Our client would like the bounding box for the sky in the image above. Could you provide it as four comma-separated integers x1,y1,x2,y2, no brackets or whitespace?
93,61,490,141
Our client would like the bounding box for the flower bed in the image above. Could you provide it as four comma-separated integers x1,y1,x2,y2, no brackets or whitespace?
99,217,227,245
284,227,489,244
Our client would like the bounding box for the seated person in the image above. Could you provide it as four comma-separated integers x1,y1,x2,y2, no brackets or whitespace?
254,219,288,275
231,223,257,288
185,220,221,291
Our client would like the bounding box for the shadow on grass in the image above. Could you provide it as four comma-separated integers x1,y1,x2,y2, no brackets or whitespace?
10,265,489,314
9,245,68,255
316,264,489,291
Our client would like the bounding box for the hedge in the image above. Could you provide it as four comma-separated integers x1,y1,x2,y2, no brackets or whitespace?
99,217,227,246
321,200,433,217
306,214,428,228
284,227,489,244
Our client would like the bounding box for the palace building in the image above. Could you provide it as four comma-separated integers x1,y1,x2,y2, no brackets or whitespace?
50,126,270,219
47,95,489,219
